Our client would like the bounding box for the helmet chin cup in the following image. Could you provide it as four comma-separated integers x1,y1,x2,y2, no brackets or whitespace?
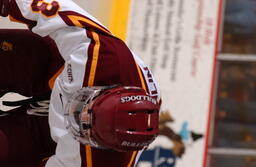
65,86,161,152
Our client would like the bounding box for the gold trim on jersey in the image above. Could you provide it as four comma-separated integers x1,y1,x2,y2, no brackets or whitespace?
85,145,93,167
48,66,64,89
8,15,25,24
127,151,138,167
135,64,147,91
67,15,110,35
87,31,100,86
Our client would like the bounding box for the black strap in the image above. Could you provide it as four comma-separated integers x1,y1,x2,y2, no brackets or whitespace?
2,93,50,107
0,92,51,116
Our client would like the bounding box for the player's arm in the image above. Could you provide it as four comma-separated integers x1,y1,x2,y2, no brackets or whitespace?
0,0,112,93
0,0,110,58
2,0,109,35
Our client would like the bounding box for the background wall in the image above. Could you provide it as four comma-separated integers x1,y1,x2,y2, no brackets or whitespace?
126,0,221,167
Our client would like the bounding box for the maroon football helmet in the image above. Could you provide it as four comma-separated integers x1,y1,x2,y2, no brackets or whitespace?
65,86,160,152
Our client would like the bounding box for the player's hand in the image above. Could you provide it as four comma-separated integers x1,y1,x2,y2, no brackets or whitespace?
0,0,9,17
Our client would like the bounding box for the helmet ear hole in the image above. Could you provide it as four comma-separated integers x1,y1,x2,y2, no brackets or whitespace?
147,110,154,114
146,128,153,131
127,128,136,132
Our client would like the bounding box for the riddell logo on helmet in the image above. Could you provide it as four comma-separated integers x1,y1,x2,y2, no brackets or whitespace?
120,95,157,104
121,141,151,147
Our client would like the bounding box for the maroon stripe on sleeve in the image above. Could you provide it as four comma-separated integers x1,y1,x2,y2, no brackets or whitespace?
58,11,111,35
81,30,145,88
58,11,76,26
92,34,143,87
81,31,147,89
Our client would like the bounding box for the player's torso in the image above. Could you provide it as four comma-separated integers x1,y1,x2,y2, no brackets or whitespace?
0,29,64,97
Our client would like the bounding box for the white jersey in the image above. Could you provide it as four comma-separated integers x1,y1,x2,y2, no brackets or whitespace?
8,0,161,166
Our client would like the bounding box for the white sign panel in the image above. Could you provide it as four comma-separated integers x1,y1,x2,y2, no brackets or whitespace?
126,0,221,166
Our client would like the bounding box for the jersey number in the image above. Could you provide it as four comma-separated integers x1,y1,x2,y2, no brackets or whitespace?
31,0,60,17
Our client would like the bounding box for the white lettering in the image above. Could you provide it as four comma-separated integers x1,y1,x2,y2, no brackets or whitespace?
120,95,157,104
121,141,151,147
